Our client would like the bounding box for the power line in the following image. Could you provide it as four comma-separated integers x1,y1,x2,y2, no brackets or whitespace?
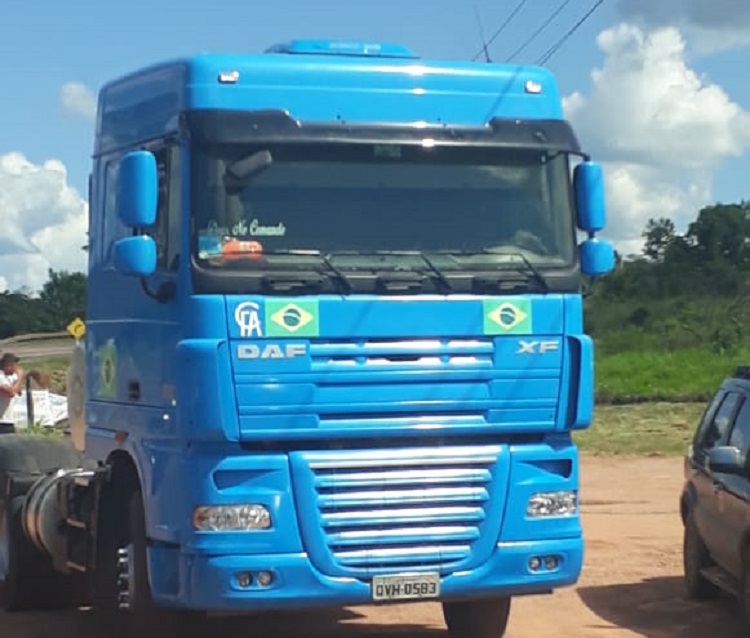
505,0,574,63
473,5,492,62
471,0,529,62
536,0,607,66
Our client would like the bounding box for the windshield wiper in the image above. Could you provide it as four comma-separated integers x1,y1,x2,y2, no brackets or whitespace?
267,249,352,294
419,253,453,293
501,252,550,292
435,249,550,293
318,253,353,294
326,250,453,293
215,248,352,294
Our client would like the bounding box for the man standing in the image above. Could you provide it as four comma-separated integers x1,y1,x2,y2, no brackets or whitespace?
0,353,24,433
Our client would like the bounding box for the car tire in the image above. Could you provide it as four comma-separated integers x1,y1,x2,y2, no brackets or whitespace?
442,596,511,638
683,516,719,600
740,550,750,632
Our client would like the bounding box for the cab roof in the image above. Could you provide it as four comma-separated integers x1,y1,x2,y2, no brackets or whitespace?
95,39,566,155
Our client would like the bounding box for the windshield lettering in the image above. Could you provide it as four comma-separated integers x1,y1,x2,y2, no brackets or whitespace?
232,218,287,237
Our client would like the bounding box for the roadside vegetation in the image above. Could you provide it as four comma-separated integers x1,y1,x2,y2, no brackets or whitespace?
588,202,750,403
579,402,704,456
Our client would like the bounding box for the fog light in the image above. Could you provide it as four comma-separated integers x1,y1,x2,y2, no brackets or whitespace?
193,504,272,531
257,571,274,587
237,572,252,588
545,555,559,570
529,557,542,572
526,491,577,517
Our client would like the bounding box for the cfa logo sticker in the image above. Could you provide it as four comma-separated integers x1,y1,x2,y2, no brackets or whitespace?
234,301,263,337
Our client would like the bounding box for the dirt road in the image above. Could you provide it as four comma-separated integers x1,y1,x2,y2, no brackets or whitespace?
4,456,744,638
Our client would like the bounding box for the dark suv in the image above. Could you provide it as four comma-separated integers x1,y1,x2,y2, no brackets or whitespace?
681,367,750,627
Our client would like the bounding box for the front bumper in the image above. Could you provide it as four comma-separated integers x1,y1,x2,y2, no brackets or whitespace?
150,536,583,611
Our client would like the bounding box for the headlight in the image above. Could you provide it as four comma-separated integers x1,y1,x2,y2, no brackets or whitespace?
526,491,577,517
193,504,272,531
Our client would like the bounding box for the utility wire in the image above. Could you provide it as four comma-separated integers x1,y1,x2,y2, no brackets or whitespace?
473,5,492,62
536,0,606,66
505,0,574,63
471,0,529,62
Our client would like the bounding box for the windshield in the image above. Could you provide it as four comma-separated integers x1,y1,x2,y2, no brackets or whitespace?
191,142,576,273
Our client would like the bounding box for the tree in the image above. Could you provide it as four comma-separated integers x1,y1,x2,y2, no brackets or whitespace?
38,269,87,330
642,217,677,263
686,203,750,267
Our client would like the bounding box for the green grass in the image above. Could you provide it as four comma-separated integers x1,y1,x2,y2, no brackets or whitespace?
595,347,750,403
576,402,706,456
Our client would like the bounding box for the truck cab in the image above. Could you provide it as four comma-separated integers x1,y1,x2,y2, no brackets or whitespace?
0,40,613,638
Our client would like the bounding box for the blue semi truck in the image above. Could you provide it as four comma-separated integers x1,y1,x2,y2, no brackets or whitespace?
0,40,613,637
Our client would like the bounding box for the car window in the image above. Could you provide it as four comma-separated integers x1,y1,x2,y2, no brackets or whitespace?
701,391,741,451
693,391,726,447
729,398,750,463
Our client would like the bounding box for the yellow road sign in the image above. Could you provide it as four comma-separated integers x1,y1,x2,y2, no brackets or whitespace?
66,317,86,341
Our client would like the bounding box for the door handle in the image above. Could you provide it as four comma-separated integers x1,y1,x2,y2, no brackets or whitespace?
127,380,141,401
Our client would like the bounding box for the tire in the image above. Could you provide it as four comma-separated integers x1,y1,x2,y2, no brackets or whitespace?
0,434,83,612
683,516,719,600
126,491,204,636
740,551,750,632
442,596,512,638
0,433,81,474
0,496,76,611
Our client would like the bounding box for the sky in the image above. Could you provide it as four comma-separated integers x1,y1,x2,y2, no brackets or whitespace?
1,0,750,293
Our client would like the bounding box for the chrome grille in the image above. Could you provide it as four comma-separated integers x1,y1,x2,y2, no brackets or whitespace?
294,446,504,576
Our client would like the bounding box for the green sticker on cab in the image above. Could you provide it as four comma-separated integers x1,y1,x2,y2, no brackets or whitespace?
265,300,320,337
483,299,533,335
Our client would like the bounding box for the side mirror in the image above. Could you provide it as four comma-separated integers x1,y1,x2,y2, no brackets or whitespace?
117,151,158,228
113,236,157,277
574,161,606,233
580,238,615,277
707,446,745,475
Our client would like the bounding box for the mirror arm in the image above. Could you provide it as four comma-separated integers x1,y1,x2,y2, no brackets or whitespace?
130,223,172,302
139,278,175,304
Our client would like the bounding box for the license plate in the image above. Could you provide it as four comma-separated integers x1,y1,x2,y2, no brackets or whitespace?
371,572,440,602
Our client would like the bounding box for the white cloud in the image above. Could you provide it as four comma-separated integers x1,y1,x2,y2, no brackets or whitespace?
60,82,97,120
564,23,750,254
617,0,750,52
0,153,87,293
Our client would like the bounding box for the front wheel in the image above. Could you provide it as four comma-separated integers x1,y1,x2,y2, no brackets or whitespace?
125,491,204,636
739,551,750,632
442,596,511,638
683,516,718,600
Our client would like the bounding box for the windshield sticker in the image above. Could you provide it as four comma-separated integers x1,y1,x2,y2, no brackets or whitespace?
483,299,532,335
232,218,286,237
266,300,320,337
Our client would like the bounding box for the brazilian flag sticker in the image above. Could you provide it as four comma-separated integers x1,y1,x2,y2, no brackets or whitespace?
483,299,533,335
265,300,320,337
98,340,118,398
